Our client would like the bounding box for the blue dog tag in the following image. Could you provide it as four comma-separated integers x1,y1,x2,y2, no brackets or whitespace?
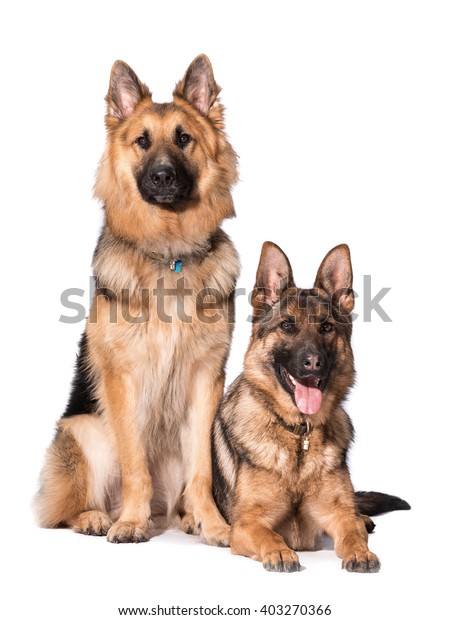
170,260,183,273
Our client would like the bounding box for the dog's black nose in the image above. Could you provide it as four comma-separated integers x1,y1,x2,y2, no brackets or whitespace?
150,165,176,188
301,352,324,371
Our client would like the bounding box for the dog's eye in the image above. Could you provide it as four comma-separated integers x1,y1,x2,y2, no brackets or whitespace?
135,133,150,150
280,320,295,333
321,322,334,334
177,132,192,147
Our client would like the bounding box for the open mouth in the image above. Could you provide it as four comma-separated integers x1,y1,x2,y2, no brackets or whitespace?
278,365,324,415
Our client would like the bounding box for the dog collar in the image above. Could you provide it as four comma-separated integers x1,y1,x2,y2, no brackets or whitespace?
106,227,215,273
145,239,213,272
274,414,312,450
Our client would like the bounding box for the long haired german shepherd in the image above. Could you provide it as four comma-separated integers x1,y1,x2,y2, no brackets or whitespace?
212,242,409,571
34,55,239,545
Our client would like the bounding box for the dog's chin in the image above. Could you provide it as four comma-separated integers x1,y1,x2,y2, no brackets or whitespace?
153,194,176,204
276,364,326,416
140,191,191,211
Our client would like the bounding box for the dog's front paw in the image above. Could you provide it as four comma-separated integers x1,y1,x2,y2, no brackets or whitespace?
262,549,301,573
107,521,151,544
201,520,231,547
343,551,380,573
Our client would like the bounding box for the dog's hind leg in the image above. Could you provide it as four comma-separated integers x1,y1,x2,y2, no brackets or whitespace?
67,510,112,536
34,415,117,535
361,514,376,533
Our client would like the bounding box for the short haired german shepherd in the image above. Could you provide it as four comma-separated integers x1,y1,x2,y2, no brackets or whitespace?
212,242,409,572
34,55,239,545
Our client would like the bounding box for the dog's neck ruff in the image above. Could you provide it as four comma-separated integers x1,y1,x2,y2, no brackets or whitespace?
274,413,312,449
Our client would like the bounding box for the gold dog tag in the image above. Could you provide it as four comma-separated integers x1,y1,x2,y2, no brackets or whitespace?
303,421,311,451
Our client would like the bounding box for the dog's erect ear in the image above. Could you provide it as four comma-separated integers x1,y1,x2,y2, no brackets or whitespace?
314,244,354,314
252,242,295,309
174,54,221,116
106,61,150,120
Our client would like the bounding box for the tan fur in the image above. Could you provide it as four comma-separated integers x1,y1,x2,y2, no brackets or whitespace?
34,55,239,545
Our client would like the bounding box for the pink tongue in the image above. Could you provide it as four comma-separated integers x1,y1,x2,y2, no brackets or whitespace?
294,381,323,415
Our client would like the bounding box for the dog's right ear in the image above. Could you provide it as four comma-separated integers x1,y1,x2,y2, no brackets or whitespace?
174,54,221,116
314,244,354,314
106,61,151,120
252,242,295,312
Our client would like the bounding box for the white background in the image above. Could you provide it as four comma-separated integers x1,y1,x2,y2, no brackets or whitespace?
1,1,448,618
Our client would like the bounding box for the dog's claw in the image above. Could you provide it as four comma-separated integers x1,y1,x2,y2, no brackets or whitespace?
262,549,301,573
343,552,381,573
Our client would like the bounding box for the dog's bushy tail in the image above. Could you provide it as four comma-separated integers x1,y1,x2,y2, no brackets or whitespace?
355,491,411,516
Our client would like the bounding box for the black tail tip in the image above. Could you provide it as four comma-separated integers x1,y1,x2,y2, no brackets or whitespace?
394,498,411,511
355,491,411,516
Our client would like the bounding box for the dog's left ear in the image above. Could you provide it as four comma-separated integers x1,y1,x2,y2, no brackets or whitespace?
314,244,354,314
174,54,221,116
252,242,295,310
107,60,150,120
